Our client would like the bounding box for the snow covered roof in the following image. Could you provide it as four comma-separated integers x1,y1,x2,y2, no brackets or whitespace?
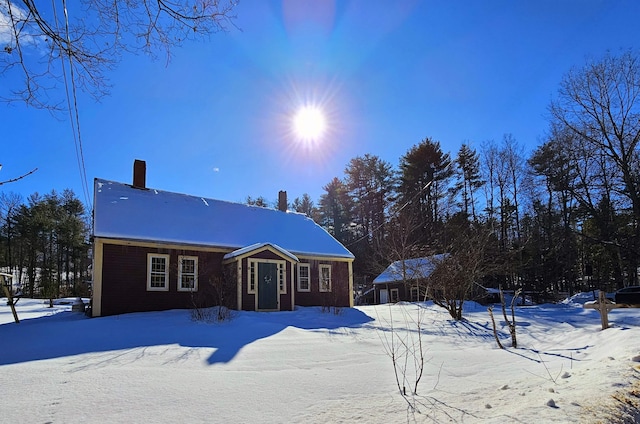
93,179,354,259
223,243,299,262
372,254,447,284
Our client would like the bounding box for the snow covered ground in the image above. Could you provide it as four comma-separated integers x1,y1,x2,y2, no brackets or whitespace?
1,294,639,423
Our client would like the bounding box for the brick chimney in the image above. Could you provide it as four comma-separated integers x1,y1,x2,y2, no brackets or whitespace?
278,190,287,212
133,159,146,189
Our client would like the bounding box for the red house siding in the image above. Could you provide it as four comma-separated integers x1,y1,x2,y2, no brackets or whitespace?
96,241,352,316
294,260,351,308
100,243,231,317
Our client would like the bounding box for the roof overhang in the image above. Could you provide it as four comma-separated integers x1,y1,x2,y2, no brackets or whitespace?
222,242,299,263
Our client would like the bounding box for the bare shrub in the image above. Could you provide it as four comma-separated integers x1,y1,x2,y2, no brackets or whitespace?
376,304,427,403
190,273,234,323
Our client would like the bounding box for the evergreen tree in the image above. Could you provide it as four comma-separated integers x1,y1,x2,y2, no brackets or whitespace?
2,190,90,298
454,143,484,221
291,193,316,218
344,154,396,251
318,178,354,245
398,137,454,249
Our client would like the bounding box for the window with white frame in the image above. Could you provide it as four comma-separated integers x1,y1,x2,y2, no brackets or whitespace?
178,256,198,292
319,264,332,292
147,254,170,291
297,263,310,292
248,260,256,294
278,262,286,294
248,260,286,294
390,288,399,303
410,286,419,302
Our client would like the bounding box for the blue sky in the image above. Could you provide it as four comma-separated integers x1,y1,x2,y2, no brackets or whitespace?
3,0,640,210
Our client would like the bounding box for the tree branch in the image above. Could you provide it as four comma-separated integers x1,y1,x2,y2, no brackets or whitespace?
0,167,38,186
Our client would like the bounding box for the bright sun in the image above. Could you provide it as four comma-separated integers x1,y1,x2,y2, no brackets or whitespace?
293,106,326,141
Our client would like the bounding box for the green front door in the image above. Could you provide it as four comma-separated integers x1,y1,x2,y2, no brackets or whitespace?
258,262,278,310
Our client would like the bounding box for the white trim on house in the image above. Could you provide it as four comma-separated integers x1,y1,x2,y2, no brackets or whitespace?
348,260,354,307
92,239,104,317
297,263,311,292
236,261,242,310
147,253,170,291
278,262,286,295
248,260,257,294
247,258,287,311
290,259,295,306
177,255,198,292
223,243,299,263
390,288,399,303
319,264,332,292
248,259,287,293
91,237,230,253
410,286,419,302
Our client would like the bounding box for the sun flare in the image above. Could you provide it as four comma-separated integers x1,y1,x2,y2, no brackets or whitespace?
293,106,326,141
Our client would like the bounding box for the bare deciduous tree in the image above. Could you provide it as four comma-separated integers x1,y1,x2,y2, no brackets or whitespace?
488,287,521,349
550,50,640,287
427,222,497,320
1,0,237,109
500,287,521,348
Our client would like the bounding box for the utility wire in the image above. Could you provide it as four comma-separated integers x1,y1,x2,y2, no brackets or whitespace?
52,0,92,211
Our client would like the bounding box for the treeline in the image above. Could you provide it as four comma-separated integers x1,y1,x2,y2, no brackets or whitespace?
0,190,91,298
282,51,640,297
3,51,638,302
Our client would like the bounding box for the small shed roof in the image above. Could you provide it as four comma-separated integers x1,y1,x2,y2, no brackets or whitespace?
93,179,354,259
373,254,447,284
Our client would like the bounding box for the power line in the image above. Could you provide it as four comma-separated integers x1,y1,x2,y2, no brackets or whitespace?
52,0,92,211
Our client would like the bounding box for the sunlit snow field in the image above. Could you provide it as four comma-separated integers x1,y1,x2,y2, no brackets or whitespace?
1,294,639,423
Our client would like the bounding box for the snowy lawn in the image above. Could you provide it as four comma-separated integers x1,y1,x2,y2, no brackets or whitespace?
1,295,639,423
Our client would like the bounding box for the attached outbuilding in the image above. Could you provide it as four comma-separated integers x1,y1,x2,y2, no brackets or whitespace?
91,160,354,317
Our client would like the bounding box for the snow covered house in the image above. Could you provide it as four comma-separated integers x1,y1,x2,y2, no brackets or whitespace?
372,254,446,304
90,161,355,317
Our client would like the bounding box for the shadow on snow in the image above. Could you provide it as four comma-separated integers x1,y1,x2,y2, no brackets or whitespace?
0,306,374,366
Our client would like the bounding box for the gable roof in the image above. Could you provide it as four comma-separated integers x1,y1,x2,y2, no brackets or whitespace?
373,254,447,284
93,179,354,259
223,243,299,262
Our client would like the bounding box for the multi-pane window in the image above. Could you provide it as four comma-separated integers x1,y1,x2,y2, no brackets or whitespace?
248,260,256,294
178,256,198,292
410,286,425,302
410,287,419,302
319,264,332,292
278,263,286,294
297,264,310,292
147,254,169,291
390,288,399,303
248,260,286,294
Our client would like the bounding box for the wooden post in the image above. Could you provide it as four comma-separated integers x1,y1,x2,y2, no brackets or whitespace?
1,274,20,324
584,292,634,330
